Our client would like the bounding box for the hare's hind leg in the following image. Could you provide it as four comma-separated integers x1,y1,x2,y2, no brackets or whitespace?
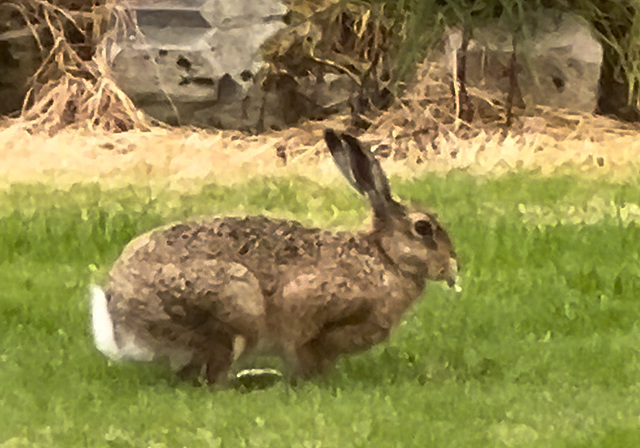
106,258,266,385
176,330,242,385
180,260,265,384
175,329,235,385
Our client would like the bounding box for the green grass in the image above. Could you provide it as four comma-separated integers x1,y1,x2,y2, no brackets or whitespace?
1,172,640,447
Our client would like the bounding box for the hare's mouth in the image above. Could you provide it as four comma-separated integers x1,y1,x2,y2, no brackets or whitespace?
446,276,463,293
442,257,460,291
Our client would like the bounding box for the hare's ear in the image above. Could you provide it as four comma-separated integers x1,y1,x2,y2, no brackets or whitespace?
324,129,364,195
324,129,403,217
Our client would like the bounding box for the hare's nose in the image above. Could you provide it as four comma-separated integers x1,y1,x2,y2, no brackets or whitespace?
449,258,458,276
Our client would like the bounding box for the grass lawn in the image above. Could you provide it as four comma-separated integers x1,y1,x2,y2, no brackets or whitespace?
1,172,639,447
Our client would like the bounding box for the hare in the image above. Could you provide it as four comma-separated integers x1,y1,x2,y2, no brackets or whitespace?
91,129,459,384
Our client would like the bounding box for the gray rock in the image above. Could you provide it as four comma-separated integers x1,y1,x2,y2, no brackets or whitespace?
0,28,41,116
103,0,356,131
441,10,602,114
103,0,286,129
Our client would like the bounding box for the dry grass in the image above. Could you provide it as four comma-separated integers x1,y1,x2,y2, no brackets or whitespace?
3,54,639,189
7,0,148,133
2,106,640,192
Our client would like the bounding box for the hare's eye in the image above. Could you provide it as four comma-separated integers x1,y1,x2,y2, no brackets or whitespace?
414,219,433,237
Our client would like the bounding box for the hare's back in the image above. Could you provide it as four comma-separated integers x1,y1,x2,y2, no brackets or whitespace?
116,216,314,260
111,216,336,290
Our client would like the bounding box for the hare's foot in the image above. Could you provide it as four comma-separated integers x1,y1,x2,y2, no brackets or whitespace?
205,330,235,385
173,329,240,386
295,337,340,378
176,361,205,384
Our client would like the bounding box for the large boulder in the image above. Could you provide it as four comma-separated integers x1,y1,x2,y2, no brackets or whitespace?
103,0,357,131
441,10,602,115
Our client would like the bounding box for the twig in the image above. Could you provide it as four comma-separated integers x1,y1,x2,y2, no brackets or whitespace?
505,41,519,128
456,27,474,123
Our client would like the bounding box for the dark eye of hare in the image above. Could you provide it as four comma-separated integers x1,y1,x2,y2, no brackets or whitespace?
414,219,433,237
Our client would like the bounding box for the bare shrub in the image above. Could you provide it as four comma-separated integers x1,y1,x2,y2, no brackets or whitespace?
7,0,148,133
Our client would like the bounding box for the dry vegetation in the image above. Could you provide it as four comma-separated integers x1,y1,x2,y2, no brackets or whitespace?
3,58,640,190
4,0,144,133
2,104,640,191
2,0,640,190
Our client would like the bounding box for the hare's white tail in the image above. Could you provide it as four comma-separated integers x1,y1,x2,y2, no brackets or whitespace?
91,285,121,360
91,285,155,362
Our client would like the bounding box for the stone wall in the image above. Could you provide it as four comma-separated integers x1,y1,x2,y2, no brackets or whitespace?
0,3,610,128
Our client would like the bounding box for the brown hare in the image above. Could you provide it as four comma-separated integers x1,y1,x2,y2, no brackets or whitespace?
91,129,459,384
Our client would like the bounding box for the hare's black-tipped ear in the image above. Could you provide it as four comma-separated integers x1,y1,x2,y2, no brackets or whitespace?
324,129,402,217
324,129,364,195
339,133,393,203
